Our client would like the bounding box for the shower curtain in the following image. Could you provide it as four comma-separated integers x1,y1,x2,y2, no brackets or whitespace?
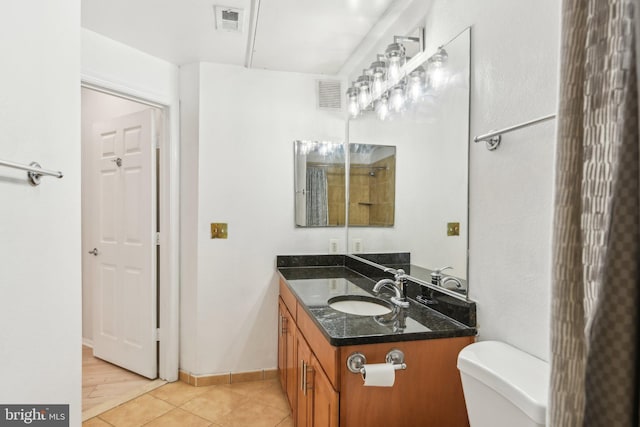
306,167,329,226
550,0,640,426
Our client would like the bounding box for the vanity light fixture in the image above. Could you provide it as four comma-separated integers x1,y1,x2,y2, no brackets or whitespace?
347,27,457,121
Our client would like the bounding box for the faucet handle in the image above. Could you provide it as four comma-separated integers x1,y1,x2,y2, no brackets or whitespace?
432,266,453,276
384,267,406,280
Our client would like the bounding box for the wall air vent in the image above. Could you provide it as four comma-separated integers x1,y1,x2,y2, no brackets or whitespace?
214,6,244,33
317,80,342,111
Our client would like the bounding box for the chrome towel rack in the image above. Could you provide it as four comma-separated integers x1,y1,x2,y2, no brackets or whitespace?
0,158,64,186
474,114,556,150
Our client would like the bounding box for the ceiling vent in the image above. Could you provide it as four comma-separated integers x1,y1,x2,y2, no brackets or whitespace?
214,6,244,32
317,80,342,111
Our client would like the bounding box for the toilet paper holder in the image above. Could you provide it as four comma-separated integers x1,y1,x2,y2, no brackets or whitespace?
346,349,408,374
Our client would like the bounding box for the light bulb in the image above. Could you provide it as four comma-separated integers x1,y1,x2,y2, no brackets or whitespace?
384,42,405,83
375,97,389,120
427,48,448,90
346,87,360,117
348,96,360,117
368,59,387,99
429,67,447,90
408,75,423,102
387,57,402,82
358,85,372,109
390,86,405,113
372,75,384,98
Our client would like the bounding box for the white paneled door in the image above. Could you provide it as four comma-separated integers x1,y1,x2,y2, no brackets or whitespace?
90,109,157,379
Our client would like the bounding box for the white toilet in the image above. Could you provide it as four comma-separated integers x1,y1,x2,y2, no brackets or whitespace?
457,341,549,427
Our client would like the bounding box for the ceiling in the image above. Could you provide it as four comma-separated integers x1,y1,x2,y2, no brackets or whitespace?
81,0,400,75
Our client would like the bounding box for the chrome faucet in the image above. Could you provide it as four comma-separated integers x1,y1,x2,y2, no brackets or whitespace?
430,266,453,286
373,268,410,308
441,276,463,289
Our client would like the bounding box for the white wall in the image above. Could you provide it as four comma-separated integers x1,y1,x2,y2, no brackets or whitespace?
344,0,559,361
82,29,180,105
179,63,201,373
180,63,345,375
81,88,154,341
0,0,81,424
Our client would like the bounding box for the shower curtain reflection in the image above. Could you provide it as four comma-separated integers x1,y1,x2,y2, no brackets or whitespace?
306,167,329,226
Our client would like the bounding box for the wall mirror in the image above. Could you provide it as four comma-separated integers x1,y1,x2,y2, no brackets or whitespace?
294,140,346,227
346,27,471,300
348,144,396,227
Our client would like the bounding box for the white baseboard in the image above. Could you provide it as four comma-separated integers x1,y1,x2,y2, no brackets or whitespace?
82,338,94,348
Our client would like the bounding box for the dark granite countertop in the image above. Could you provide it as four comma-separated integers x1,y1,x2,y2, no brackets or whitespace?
278,265,476,346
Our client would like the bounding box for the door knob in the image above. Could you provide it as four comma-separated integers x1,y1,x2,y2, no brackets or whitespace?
88,248,99,256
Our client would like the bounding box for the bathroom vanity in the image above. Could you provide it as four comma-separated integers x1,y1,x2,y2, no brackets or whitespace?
277,256,476,427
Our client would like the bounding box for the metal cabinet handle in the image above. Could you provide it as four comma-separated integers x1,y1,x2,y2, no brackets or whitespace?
88,248,99,256
281,316,287,335
300,360,313,396
303,361,307,395
305,364,313,395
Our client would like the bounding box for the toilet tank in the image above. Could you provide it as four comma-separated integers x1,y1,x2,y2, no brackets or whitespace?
457,341,549,427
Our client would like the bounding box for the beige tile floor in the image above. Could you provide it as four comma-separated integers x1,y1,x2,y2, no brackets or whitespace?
83,378,293,427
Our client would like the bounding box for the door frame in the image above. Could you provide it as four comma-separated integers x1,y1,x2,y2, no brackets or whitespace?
81,77,180,382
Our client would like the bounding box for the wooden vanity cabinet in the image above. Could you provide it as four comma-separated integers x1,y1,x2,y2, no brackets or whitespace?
278,278,472,427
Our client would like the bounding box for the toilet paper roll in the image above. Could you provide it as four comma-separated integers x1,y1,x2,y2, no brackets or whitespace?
362,363,396,387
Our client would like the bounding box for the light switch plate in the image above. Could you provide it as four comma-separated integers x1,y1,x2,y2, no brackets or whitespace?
211,223,228,239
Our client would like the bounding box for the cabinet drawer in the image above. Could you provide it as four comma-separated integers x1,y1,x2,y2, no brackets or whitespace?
279,279,297,321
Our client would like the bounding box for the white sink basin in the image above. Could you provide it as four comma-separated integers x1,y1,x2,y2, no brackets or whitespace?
328,295,393,316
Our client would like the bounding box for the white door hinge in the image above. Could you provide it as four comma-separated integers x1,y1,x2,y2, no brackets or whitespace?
155,232,161,246
156,328,161,342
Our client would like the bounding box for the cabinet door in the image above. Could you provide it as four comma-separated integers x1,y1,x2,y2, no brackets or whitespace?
296,333,313,427
285,314,297,415
278,299,297,413
278,299,286,391
310,354,339,427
